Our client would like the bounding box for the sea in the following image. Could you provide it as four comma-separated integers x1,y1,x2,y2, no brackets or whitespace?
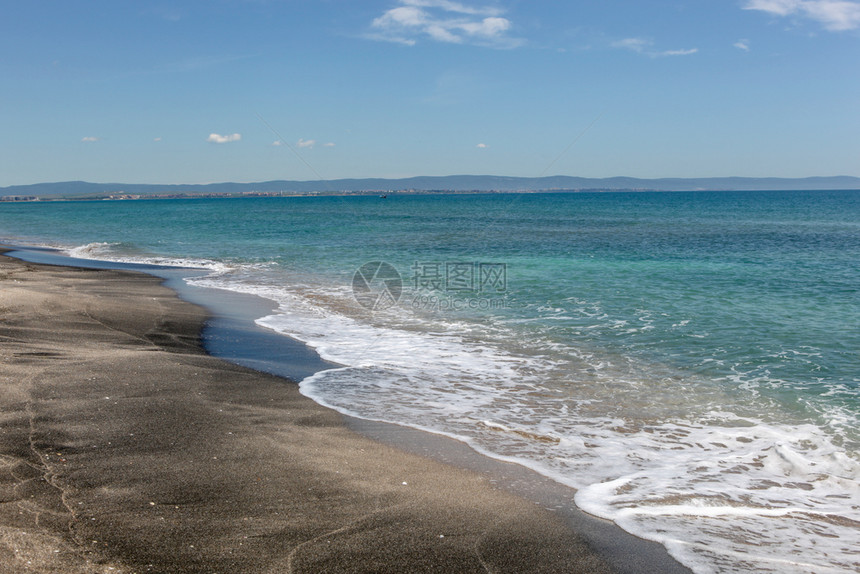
1,190,858,574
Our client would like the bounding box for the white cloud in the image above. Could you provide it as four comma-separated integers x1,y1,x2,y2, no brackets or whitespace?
801,0,860,29
612,37,698,57
459,16,510,36
734,39,751,51
476,142,488,148
369,0,522,48
744,0,860,31
612,37,650,53
153,137,162,142
377,6,426,28
661,48,699,56
745,0,800,16
272,139,331,149
81,136,99,142
207,133,241,143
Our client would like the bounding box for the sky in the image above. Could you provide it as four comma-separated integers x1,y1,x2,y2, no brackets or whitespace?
1,0,859,186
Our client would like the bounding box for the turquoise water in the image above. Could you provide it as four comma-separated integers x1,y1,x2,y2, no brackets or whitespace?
2,190,858,573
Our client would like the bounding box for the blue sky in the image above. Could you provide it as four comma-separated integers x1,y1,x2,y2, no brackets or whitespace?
1,0,858,186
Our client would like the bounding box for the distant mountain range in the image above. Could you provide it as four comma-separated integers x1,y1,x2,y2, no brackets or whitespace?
2,175,860,199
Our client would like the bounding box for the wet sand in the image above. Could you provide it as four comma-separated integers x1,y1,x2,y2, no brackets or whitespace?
0,252,619,573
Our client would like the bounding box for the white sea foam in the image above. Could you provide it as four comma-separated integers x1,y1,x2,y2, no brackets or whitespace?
64,241,233,272
66,241,118,259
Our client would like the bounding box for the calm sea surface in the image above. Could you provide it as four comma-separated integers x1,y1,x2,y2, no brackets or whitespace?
2,190,858,573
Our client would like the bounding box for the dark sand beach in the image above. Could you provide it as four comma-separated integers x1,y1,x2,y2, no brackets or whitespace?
0,252,686,573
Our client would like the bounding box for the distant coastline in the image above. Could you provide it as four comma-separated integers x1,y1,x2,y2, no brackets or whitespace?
2,175,859,202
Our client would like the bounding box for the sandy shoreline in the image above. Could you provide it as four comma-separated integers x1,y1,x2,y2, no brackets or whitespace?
0,251,685,573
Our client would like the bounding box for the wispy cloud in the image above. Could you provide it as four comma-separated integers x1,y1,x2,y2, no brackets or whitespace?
476,142,488,148
744,0,860,31
81,136,99,142
734,39,751,51
273,139,332,149
612,37,698,57
746,0,799,16
661,48,699,56
368,0,523,48
207,133,241,143
613,38,649,52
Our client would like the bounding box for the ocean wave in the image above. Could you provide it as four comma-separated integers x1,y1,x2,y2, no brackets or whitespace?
64,241,233,273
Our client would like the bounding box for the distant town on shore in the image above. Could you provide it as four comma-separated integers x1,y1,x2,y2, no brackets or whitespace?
2,175,859,202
